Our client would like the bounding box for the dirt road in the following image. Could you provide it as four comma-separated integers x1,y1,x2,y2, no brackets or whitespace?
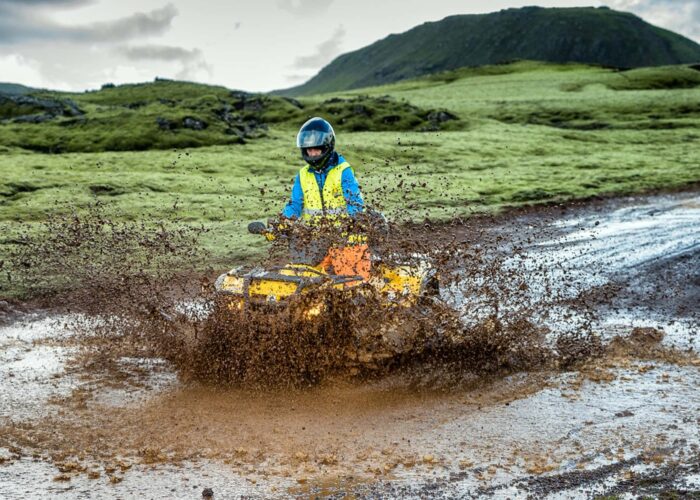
1,192,698,498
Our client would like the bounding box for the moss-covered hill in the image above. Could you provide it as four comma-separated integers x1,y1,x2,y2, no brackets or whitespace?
277,6,700,96
0,80,458,153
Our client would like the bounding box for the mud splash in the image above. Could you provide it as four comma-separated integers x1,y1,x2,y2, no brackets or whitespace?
4,202,207,312
3,198,606,390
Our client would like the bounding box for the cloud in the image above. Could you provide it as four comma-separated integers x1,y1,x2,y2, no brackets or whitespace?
0,2,177,44
0,53,74,89
0,2,189,90
285,73,312,83
604,0,700,41
292,26,345,70
119,44,212,80
276,0,333,17
121,45,200,62
0,0,92,6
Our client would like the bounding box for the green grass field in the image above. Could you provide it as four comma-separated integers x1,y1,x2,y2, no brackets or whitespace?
1,62,699,296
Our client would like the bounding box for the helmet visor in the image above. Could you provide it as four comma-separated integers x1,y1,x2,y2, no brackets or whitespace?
297,129,332,148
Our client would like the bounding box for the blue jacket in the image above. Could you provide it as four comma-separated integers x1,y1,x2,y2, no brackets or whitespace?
282,152,364,219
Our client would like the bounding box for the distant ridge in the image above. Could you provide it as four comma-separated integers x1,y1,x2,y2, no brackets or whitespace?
276,6,700,96
0,83,37,95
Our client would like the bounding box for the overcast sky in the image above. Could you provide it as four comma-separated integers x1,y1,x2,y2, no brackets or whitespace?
0,0,698,92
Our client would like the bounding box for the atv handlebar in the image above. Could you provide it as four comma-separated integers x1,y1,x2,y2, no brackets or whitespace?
247,210,388,240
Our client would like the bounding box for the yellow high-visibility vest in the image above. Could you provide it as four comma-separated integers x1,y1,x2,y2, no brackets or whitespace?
299,161,351,222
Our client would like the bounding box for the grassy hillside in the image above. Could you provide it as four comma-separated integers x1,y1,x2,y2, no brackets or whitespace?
0,80,456,153
1,62,699,296
278,6,700,96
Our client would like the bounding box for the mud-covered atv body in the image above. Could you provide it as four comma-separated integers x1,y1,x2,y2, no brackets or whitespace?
211,220,443,371
215,260,435,311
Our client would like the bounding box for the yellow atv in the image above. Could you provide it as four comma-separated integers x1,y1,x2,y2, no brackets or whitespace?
215,220,438,314
212,219,443,372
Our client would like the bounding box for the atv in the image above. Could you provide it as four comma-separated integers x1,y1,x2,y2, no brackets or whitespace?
215,218,438,310
211,217,445,371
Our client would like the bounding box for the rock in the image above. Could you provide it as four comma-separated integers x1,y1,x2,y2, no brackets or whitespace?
216,104,236,124
231,96,264,113
427,110,458,123
182,116,208,130
0,94,84,122
228,91,265,113
615,409,634,418
202,487,214,498
229,90,253,101
156,117,175,130
382,115,401,124
63,98,84,116
352,104,371,116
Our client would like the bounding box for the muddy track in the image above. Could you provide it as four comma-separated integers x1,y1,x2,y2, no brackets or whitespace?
0,191,699,498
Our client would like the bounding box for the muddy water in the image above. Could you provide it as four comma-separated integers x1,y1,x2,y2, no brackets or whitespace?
1,192,699,498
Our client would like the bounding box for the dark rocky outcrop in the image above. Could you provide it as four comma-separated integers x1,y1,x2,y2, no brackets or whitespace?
156,117,175,130
0,94,84,124
182,116,208,130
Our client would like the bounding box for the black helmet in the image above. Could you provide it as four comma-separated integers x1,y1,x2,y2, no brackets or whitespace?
296,117,335,170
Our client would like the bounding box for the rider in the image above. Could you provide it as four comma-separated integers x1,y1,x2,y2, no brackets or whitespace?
282,117,370,279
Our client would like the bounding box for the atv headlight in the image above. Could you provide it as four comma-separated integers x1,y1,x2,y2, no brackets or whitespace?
220,275,245,294
303,302,324,320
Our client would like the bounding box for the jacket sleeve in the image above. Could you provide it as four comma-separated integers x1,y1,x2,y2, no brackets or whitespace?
282,174,303,219
341,167,365,216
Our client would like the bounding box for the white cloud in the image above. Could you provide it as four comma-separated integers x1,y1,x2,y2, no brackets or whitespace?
276,0,333,17
0,2,177,44
0,53,71,89
0,1,212,90
118,44,212,80
603,0,700,41
292,25,346,70
285,73,313,83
